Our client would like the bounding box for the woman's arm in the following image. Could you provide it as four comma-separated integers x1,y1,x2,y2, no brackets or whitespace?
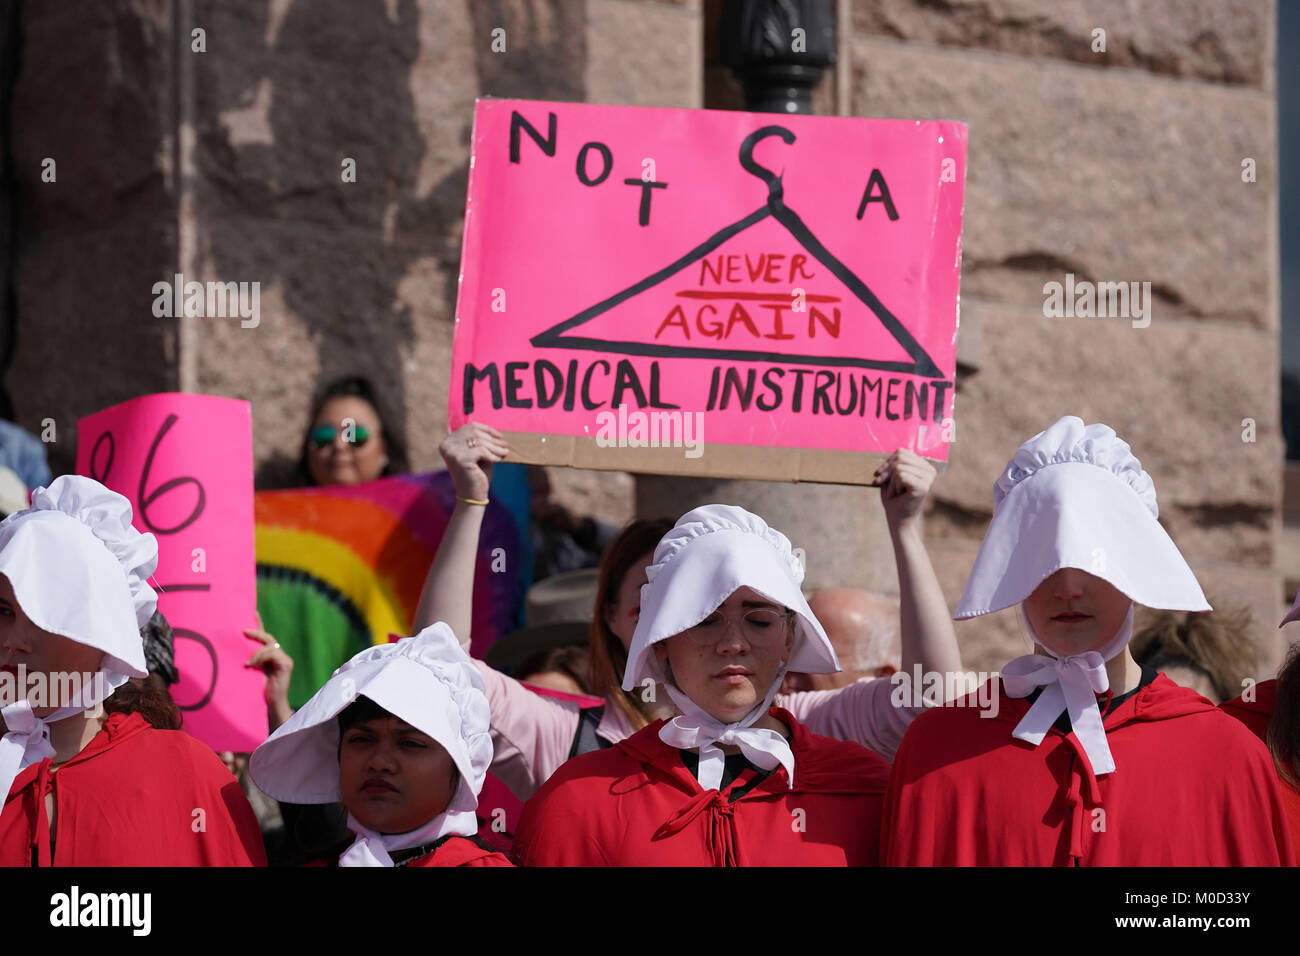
876,449,962,679
781,450,961,759
411,423,508,646
473,658,584,801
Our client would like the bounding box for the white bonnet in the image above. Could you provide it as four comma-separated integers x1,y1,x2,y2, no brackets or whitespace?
0,475,155,677
956,416,1210,618
622,504,839,690
250,623,493,812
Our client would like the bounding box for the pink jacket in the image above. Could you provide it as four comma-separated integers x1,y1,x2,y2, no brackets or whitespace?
474,660,919,801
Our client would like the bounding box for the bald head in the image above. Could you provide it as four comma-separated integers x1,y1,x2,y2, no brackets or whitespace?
785,589,902,693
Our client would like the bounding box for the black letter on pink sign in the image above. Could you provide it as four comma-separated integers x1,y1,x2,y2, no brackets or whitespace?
88,431,115,483
138,414,206,535
622,178,668,225
856,168,899,221
576,142,613,186
510,111,557,164
464,363,502,414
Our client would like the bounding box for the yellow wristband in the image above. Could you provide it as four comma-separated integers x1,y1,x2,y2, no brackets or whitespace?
456,495,489,507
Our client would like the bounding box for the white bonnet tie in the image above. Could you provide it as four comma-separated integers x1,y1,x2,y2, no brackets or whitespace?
1000,606,1134,775
659,675,794,791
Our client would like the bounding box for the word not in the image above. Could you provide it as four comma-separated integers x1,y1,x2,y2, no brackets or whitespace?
594,404,703,459
889,666,1001,717
0,666,105,711
50,886,151,936
1042,273,1151,329
152,273,261,328
510,110,667,225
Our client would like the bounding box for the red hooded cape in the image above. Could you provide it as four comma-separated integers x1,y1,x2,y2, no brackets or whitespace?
406,836,513,867
883,674,1295,866
306,835,513,867
1220,679,1300,850
513,707,890,866
1,712,267,866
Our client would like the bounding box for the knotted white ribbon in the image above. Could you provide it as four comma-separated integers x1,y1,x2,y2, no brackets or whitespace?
658,667,794,792
0,700,53,800
338,806,479,868
1000,606,1134,776
0,670,122,801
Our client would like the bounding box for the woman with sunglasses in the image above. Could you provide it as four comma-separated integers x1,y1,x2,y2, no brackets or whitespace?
512,505,891,866
298,376,408,487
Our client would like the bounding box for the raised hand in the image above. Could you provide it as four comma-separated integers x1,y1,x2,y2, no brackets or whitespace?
439,422,509,502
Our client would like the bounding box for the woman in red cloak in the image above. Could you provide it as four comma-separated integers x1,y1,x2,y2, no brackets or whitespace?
512,504,891,866
407,423,960,807
882,416,1295,866
1220,608,1300,850
250,622,510,867
0,476,266,866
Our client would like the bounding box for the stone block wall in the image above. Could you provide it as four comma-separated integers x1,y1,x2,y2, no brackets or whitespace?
844,0,1283,673
3,0,1285,679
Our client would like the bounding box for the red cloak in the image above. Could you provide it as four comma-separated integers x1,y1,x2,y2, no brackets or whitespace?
883,674,1295,866
1,712,267,866
1220,679,1300,851
306,835,513,867
513,707,889,866
406,836,513,867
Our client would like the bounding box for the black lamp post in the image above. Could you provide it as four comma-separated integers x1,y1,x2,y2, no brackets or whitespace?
719,0,836,116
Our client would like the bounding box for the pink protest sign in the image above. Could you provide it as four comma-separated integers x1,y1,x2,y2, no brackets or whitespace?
76,393,263,751
450,99,966,483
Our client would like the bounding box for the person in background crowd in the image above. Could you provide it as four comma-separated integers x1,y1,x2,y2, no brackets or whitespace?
404,422,962,805
0,468,29,519
0,419,51,492
250,623,510,867
1219,600,1300,848
103,610,182,732
883,416,1294,866
0,476,266,866
515,644,592,696
528,466,618,580
514,505,890,866
782,589,901,693
297,375,408,487
1130,605,1256,705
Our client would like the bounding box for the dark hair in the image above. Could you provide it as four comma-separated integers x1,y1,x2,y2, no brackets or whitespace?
1270,643,1300,789
337,694,395,736
297,376,408,486
102,674,182,730
588,517,674,729
516,644,592,695
1130,604,1256,703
